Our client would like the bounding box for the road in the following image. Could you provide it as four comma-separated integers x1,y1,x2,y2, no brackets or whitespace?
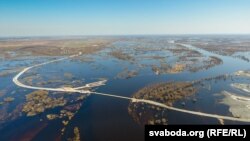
13,52,250,123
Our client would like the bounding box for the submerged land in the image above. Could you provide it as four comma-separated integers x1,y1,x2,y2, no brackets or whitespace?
0,35,250,141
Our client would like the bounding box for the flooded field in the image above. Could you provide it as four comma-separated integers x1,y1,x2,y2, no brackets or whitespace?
0,35,250,141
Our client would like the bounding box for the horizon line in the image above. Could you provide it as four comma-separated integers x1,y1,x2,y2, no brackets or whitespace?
1,33,250,38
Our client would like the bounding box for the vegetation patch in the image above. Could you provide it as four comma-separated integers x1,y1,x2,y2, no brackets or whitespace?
22,90,66,116
128,82,197,125
67,127,80,141
109,50,134,61
116,69,138,79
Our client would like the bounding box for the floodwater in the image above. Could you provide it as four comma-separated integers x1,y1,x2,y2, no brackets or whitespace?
0,36,250,141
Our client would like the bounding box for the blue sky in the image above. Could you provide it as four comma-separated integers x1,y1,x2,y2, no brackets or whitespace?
0,0,250,36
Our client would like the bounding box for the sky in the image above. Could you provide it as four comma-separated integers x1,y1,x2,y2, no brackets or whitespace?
0,0,250,36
